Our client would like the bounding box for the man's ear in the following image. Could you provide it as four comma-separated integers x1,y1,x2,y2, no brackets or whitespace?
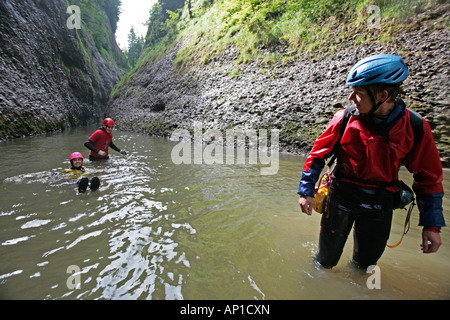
380,89,390,102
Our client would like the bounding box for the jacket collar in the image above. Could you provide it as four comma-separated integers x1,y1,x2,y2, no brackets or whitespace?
385,98,406,130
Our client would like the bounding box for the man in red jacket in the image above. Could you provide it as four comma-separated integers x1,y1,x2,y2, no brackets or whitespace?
298,54,445,269
84,118,127,161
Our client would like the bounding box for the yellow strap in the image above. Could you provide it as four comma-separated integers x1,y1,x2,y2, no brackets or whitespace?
386,236,403,248
387,201,415,249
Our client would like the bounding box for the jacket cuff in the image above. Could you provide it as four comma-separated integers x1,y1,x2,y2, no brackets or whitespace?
297,158,325,197
417,192,446,227
423,226,441,233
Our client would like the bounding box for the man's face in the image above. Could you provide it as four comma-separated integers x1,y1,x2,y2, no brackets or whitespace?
104,125,113,134
348,86,373,114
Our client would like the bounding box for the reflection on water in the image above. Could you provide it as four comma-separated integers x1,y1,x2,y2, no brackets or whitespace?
0,126,449,299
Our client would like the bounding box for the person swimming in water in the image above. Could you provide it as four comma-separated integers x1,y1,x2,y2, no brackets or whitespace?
61,152,100,193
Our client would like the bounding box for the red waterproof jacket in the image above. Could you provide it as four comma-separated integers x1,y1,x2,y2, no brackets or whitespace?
298,100,445,227
87,128,113,158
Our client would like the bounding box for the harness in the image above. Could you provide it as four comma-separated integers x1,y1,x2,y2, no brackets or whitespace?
327,104,423,182
327,105,424,248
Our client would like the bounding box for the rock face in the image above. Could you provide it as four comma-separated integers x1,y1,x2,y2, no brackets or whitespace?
107,3,449,166
0,0,123,139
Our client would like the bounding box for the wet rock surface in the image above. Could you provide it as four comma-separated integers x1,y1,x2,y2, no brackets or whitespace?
108,3,449,166
0,0,122,140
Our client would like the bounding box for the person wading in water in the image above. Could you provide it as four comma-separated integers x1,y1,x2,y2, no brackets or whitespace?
298,54,445,269
84,118,127,161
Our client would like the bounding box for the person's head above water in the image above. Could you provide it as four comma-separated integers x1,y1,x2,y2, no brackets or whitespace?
102,118,115,134
69,152,84,169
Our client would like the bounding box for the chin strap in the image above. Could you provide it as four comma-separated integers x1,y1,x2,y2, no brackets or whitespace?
365,87,391,114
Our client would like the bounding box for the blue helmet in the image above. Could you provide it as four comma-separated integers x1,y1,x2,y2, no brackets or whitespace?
346,54,408,86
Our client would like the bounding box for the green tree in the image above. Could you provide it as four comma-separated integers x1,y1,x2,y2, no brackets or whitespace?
165,9,180,38
127,27,144,68
102,0,122,33
144,1,184,47
145,3,167,46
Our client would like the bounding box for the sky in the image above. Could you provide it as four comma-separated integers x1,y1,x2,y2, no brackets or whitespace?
115,0,157,51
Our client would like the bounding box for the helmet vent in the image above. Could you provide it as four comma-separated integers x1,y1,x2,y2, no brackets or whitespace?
385,68,400,80
366,73,382,83
350,76,364,83
392,71,404,81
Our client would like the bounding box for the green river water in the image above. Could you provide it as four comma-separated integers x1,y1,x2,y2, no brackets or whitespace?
0,126,449,300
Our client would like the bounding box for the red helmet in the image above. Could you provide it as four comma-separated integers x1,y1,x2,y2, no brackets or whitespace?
103,118,115,127
69,152,84,161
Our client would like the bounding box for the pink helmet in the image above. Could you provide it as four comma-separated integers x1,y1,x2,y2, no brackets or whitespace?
103,118,115,127
69,152,84,161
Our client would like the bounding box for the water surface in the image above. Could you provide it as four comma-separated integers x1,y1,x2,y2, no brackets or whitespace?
0,126,449,299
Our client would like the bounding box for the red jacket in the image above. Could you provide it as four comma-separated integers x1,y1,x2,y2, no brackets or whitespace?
298,102,445,227
87,128,113,158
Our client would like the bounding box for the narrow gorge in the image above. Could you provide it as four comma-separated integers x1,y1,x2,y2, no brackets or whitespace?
1,0,448,166
0,0,125,139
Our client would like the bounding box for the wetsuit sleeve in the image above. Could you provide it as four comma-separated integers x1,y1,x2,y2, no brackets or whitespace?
84,139,100,154
109,141,121,153
84,130,102,154
403,118,445,227
298,109,346,197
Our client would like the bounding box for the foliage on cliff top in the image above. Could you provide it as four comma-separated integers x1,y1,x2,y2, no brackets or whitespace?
136,0,445,70
110,0,447,98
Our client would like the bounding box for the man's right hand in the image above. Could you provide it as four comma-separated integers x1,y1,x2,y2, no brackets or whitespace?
299,195,314,216
421,230,442,253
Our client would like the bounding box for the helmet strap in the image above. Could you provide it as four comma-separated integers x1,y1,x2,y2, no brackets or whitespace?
366,87,391,114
